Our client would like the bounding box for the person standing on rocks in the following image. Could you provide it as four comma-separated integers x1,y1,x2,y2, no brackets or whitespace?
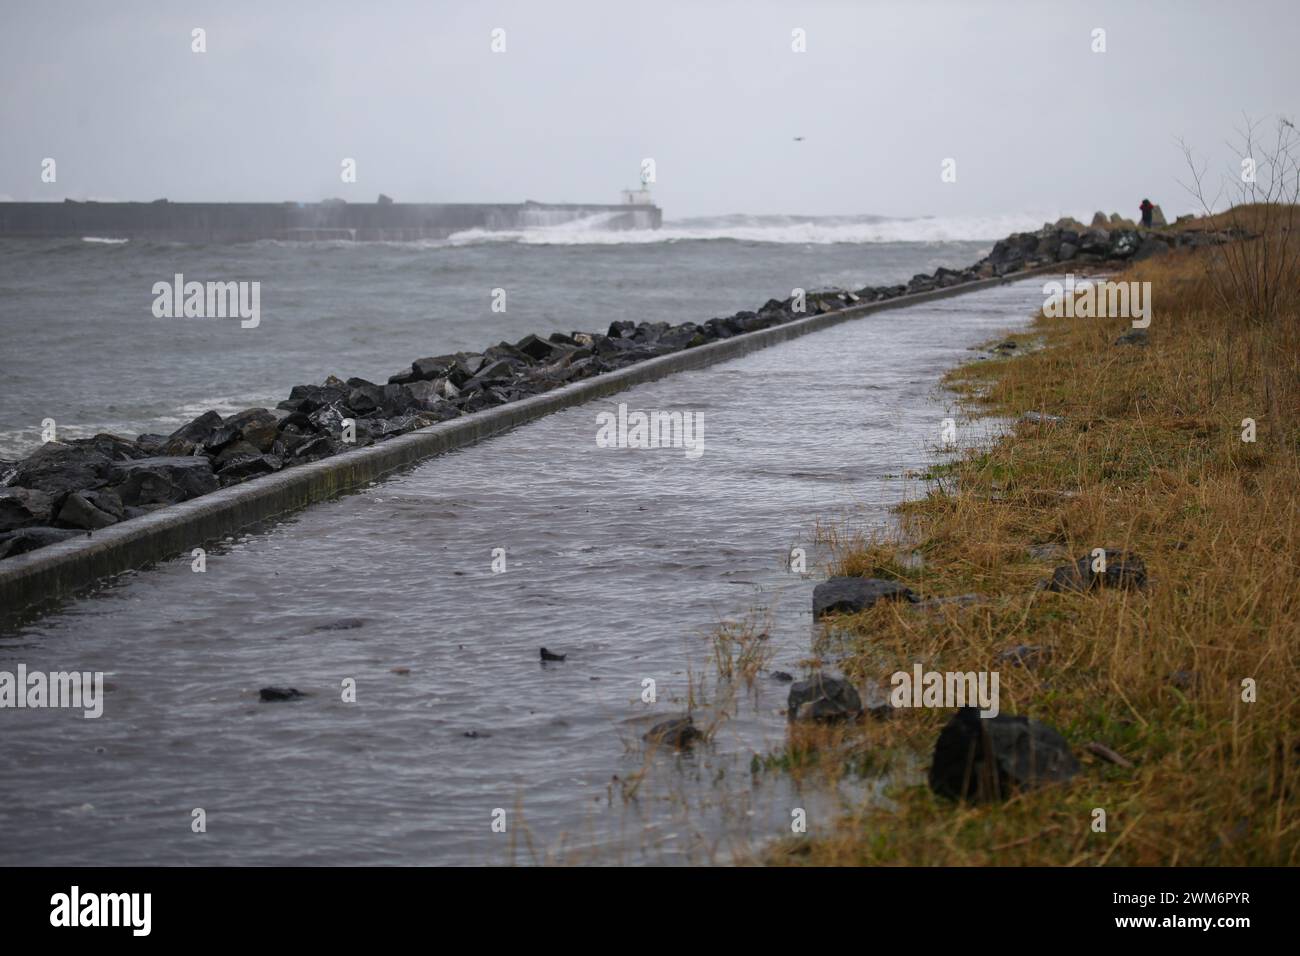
1140,198,1155,228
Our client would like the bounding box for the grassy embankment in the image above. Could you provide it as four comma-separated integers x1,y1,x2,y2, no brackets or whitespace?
769,204,1299,866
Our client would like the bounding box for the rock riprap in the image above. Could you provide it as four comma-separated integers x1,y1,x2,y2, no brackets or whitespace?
0,220,1236,562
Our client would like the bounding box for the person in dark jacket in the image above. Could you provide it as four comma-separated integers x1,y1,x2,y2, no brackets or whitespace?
1140,198,1154,228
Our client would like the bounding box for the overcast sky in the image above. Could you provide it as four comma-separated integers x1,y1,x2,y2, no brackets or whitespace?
2,0,1295,220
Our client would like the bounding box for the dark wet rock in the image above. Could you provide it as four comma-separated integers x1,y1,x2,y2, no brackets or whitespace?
55,489,123,530
1115,328,1148,346
0,487,55,532
1057,241,1078,260
787,673,863,722
164,410,224,454
345,382,385,416
205,408,279,454
313,618,365,631
214,440,262,469
11,444,113,498
471,359,515,384
933,266,965,288
307,404,348,437
929,707,1080,802
995,644,1053,669
292,435,339,461
67,433,149,462
813,576,916,618
0,526,82,559
1046,550,1147,592
217,451,282,484
134,433,169,455
770,671,795,682
540,647,566,662
279,384,347,414
400,379,445,411
515,333,559,361
109,456,219,506
259,686,306,702
643,716,703,749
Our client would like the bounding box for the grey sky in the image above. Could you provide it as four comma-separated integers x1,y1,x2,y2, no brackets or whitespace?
2,0,1295,220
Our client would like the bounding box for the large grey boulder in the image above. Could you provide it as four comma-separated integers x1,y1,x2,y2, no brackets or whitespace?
813,577,916,618
0,487,54,532
109,456,219,506
11,444,113,498
56,489,123,530
929,707,1080,801
0,526,82,559
204,408,279,454
164,410,225,454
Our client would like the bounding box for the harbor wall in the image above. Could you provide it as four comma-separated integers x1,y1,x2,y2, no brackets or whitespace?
0,201,662,242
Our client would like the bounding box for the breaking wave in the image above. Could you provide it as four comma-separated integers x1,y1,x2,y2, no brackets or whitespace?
443,211,1065,247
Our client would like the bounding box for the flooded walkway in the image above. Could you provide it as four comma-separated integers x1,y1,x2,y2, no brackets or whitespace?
0,278,1051,865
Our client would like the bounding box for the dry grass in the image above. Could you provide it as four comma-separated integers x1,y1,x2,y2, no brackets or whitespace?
769,210,1300,866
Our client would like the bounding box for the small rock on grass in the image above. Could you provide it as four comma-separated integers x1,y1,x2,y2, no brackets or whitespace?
1045,550,1147,593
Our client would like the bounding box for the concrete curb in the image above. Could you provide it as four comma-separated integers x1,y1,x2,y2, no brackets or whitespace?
0,264,1063,612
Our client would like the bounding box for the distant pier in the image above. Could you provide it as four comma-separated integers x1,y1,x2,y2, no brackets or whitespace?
0,199,663,242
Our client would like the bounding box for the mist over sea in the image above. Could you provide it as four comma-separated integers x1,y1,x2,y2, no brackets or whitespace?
0,211,1058,458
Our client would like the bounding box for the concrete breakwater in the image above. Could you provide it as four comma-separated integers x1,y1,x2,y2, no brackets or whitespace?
0,199,662,242
0,216,1227,609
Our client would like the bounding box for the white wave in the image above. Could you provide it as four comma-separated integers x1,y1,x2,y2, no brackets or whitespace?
81,236,130,244
0,396,271,459
443,211,1066,246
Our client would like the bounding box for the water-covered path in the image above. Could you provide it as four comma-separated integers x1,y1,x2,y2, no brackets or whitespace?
0,278,1050,865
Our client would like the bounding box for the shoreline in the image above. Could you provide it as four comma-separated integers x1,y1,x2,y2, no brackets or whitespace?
765,207,1297,865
